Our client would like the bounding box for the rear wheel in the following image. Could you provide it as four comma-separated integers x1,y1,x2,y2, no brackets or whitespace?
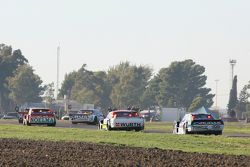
135,128,142,132
26,121,31,126
215,131,222,135
107,122,111,131
183,123,188,134
47,123,56,127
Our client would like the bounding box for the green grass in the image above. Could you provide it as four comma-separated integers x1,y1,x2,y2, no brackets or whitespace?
145,122,173,132
145,121,250,134
223,122,250,134
0,124,250,156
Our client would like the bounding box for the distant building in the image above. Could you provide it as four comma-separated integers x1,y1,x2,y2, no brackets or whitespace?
161,108,186,122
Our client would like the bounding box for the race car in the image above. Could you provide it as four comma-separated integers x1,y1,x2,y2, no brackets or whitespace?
69,109,104,125
173,113,224,135
22,108,56,126
99,109,144,131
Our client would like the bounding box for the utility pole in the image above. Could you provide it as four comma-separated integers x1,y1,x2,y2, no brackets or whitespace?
56,45,60,100
215,79,219,109
229,59,236,87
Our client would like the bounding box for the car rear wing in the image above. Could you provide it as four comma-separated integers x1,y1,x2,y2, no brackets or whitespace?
191,119,224,125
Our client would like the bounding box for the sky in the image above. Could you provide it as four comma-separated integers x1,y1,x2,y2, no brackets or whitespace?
1,0,250,109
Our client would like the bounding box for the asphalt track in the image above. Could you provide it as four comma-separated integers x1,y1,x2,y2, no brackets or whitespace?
1,119,250,137
0,119,98,130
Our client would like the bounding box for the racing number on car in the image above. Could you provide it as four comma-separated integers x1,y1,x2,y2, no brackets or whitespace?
31,117,54,123
71,115,88,120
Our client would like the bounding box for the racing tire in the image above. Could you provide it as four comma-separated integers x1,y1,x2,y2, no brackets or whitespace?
47,123,56,127
215,131,222,135
93,116,98,125
107,122,112,131
26,121,31,126
183,123,188,134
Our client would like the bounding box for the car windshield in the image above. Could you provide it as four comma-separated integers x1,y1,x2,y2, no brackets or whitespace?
32,109,50,114
78,110,93,115
115,112,139,117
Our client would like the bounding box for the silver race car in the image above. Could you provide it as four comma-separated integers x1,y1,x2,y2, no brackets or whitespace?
173,113,224,135
69,109,104,125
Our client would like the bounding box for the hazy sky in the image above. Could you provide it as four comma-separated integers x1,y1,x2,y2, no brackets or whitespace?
1,0,250,108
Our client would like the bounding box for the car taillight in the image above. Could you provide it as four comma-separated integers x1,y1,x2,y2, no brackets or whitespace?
208,115,212,119
112,112,117,118
192,116,195,120
134,112,138,117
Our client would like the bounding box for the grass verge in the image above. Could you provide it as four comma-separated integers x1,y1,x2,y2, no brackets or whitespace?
0,124,250,156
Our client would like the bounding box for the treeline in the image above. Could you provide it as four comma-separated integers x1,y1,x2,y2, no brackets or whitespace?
59,60,214,112
228,76,250,119
0,43,215,113
0,44,44,113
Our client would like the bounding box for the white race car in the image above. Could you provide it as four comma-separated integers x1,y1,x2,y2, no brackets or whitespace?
173,113,224,135
99,110,144,131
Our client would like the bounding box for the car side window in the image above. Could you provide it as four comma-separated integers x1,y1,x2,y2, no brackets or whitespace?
181,115,188,122
106,113,111,119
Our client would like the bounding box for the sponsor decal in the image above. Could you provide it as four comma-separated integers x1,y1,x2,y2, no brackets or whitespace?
193,121,222,125
31,117,55,123
118,123,142,127
70,115,89,120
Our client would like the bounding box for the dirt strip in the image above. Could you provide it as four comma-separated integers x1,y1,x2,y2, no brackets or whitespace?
0,138,249,167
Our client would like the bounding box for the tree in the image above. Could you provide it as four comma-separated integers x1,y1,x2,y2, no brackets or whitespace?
156,59,214,110
188,96,203,112
58,71,77,99
141,75,161,109
59,64,112,110
43,82,55,107
108,62,152,109
8,65,44,105
227,75,238,118
236,82,250,118
0,44,28,112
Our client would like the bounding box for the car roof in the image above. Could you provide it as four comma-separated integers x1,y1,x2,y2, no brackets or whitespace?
29,108,50,110
112,110,136,112
190,113,211,115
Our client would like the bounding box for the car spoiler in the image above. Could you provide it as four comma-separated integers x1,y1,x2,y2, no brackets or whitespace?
191,119,224,125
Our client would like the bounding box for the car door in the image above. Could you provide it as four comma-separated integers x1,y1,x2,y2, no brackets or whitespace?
179,115,187,134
